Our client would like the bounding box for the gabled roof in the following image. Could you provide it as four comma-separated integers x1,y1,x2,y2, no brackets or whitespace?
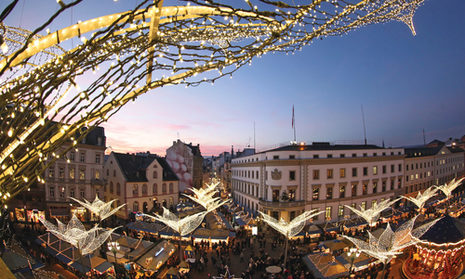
448,146,465,153
113,152,178,182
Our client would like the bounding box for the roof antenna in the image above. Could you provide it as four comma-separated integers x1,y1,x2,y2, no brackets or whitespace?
422,128,426,145
361,105,367,145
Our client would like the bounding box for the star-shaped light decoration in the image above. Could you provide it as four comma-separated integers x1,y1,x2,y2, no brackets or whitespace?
70,196,126,221
345,198,399,227
40,215,118,255
436,177,465,200
343,216,439,264
184,182,228,212
144,207,207,236
402,186,438,210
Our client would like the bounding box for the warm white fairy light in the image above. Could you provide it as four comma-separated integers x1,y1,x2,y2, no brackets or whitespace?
144,207,206,236
40,215,118,255
343,216,439,264
69,196,126,221
259,209,322,238
183,181,228,212
402,186,438,210
436,177,465,200
0,0,426,206
345,198,399,227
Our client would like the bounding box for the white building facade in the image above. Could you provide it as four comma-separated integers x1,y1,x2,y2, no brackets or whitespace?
231,143,404,224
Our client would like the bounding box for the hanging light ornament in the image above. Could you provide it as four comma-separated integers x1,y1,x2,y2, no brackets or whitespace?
69,196,126,221
345,198,399,227
402,186,438,210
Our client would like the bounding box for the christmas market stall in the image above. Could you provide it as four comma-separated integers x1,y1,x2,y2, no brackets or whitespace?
403,215,465,279
135,240,176,276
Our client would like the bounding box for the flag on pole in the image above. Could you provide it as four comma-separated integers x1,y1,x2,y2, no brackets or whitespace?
292,105,295,128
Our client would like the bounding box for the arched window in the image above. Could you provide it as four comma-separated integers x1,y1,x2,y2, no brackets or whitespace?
153,183,158,195
153,171,158,179
142,184,147,195
133,201,139,212
169,183,174,194
117,183,121,195
110,182,114,194
133,184,139,196
162,183,167,194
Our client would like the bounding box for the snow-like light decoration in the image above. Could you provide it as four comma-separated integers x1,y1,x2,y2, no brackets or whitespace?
39,215,118,255
343,216,439,264
259,209,322,266
402,186,438,210
0,0,427,207
436,177,465,200
345,198,399,227
144,207,207,236
183,182,228,212
69,196,126,221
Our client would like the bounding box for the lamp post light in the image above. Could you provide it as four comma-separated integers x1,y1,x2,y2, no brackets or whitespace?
108,241,120,263
347,247,361,275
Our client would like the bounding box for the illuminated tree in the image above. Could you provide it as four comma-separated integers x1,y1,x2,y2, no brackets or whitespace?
0,0,426,208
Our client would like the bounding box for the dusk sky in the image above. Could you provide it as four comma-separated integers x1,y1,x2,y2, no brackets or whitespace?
5,0,465,156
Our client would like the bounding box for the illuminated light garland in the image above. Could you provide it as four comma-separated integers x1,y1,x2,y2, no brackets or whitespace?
144,206,207,236
402,186,438,210
39,214,118,255
343,216,439,264
0,0,426,206
69,196,126,221
435,177,465,200
345,198,399,227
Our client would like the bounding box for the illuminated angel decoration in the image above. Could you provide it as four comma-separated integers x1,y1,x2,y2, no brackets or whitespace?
40,215,118,255
345,198,399,227
184,181,228,212
259,209,322,266
402,187,438,210
144,207,207,236
436,177,465,200
70,196,126,221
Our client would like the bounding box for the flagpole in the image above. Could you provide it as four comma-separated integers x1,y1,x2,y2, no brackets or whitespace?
292,105,296,143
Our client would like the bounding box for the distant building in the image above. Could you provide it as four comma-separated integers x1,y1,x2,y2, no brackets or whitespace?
166,140,203,192
231,142,404,223
103,152,179,219
44,126,106,221
404,144,464,194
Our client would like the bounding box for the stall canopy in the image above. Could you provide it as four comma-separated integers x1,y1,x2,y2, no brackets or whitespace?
135,240,176,272
303,253,349,279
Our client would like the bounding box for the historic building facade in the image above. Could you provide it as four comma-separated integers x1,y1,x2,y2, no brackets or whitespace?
166,140,203,192
44,126,106,221
231,143,405,224
103,152,179,219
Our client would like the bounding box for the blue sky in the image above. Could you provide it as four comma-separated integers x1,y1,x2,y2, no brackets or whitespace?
4,0,465,156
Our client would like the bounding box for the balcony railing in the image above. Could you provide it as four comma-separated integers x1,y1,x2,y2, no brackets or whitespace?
259,199,306,209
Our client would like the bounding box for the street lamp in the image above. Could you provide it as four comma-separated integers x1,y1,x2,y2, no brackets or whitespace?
108,241,120,263
347,247,361,275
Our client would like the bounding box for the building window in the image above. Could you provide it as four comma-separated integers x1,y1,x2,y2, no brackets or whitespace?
49,187,55,198
106,169,109,176
95,170,100,179
363,167,368,176
79,168,85,180
70,152,75,161
327,154,333,158
339,184,345,198
338,205,344,217
398,164,402,172
70,188,75,198
340,168,345,178
372,200,377,208
361,201,366,210
391,164,395,173
48,167,55,178
95,154,101,164
273,155,279,160
133,185,139,196
352,153,357,157
313,154,319,159
327,169,333,179
373,181,378,193
69,167,75,180
340,154,345,158
382,165,386,174
59,167,65,180
113,170,116,177
326,186,333,200
373,166,378,175
312,186,320,201
351,183,357,197
117,183,121,195
398,178,402,188
133,201,139,212
153,171,158,179
153,183,158,195
289,189,296,201
325,206,332,220
362,183,368,195
390,179,394,190
352,168,357,177
169,183,174,194
289,155,295,159
162,183,167,194
142,184,148,195
110,182,114,194
313,170,320,180
382,181,386,192
80,152,85,163
80,189,85,198
289,171,296,181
